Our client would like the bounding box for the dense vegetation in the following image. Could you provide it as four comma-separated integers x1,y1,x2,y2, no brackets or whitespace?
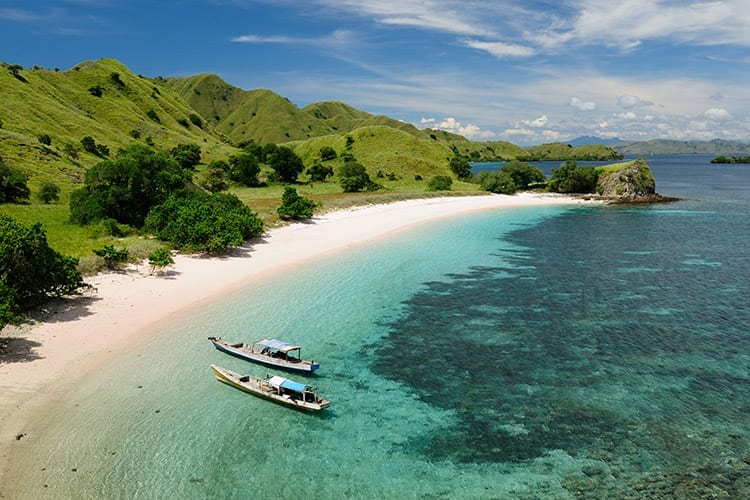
710,155,750,164
0,214,86,329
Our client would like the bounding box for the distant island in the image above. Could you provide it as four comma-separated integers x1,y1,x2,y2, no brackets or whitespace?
710,155,750,164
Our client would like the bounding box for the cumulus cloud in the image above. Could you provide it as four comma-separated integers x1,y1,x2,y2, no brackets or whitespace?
615,111,637,120
569,97,597,111
523,115,548,128
427,117,496,140
617,95,653,108
704,107,731,120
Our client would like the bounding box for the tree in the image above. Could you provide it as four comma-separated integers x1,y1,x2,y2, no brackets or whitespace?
306,162,334,182
319,146,337,161
0,214,86,329
199,161,229,192
69,144,189,227
169,143,201,170
427,175,453,191
499,160,546,189
38,134,52,146
0,158,30,203
268,146,304,183
449,156,472,180
38,181,60,204
338,160,373,192
549,161,599,193
144,191,264,254
477,171,516,194
277,187,317,220
228,153,261,186
148,248,174,274
81,136,98,155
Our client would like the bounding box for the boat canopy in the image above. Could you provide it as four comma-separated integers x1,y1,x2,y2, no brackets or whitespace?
268,376,308,394
255,338,301,353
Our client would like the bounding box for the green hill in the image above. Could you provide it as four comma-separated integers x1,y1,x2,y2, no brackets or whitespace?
291,125,455,179
0,59,234,186
524,142,622,161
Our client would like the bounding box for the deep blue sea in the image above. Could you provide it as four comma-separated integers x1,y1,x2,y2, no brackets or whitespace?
5,155,750,498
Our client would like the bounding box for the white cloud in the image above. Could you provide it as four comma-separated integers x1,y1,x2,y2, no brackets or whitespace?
617,95,653,108
462,39,535,58
704,107,731,120
428,117,496,140
523,115,549,128
420,117,436,124
569,97,597,111
232,30,356,48
615,111,637,120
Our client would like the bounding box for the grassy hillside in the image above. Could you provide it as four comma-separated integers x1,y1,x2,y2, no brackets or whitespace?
524,142,622,161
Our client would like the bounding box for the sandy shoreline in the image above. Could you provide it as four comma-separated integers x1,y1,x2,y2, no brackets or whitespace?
0,192,595,480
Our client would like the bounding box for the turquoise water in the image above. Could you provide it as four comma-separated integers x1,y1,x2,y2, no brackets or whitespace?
6,156,750,498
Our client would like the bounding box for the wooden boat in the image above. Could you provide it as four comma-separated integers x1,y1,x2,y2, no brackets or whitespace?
211,364,330,412
208,337,320,373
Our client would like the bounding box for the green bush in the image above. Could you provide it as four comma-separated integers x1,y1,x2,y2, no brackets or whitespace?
549,161,599,193
277,187,317,220
69,144,189,227
427,175,453,191
38,181,60,204
478,171,516,194
338,160,376,192
144,191,264,254
93,245,129,270
0,158,30,203
228,153,261,186
0,214,86,329
499,160,546,189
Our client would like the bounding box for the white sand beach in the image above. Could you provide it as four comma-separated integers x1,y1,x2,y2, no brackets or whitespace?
0,192,595,479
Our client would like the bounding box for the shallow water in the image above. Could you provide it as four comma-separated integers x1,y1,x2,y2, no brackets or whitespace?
5,155,750,498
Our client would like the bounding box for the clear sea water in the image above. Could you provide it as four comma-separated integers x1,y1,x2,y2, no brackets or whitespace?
5,155,750,498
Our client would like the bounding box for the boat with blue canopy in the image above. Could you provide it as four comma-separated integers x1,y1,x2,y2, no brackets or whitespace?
208,336,320,373
210,364,330,412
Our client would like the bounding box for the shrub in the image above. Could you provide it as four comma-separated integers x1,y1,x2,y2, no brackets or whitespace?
0,214,85,328
148,248,174,274
93,245,129,270
189,113,203,129
449,156,472,180
277,187,317,220
38,181,60,204
478,171,516,194
338,160,373,192
549,161,599,193
146,109,160,123
427,175,453,191
319,146,337,161
228,153,260,186
144,191,264,254
38,134,52,146
88,85,103,97
306,162,333,182
500,160,546,189
0,158,30,203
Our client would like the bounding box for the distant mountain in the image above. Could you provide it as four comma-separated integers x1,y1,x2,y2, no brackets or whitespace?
569,136,622,147
612,139,750,155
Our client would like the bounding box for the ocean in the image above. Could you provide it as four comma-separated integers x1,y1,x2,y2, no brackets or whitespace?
4,155,749,498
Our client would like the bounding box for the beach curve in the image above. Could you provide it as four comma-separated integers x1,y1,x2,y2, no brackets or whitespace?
0,192,596,483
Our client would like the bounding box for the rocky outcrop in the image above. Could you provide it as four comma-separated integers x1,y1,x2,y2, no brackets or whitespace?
595,158,678,203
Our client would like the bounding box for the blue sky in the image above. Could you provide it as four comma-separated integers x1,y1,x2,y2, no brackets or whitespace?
2,0,749,145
